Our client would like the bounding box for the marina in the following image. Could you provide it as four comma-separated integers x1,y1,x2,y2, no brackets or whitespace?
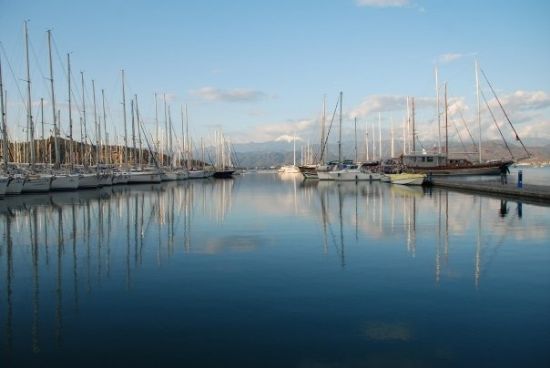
1,173,549,367
2,1,550,367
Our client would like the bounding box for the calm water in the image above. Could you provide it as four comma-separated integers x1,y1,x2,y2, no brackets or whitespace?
1,174,549,367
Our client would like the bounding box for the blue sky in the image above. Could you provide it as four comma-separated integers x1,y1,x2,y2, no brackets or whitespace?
1,0,549,148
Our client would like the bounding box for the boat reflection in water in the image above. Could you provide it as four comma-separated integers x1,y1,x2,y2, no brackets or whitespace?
0,173,548,367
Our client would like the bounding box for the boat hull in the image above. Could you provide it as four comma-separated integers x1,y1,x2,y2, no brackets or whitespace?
51,174,80,191
127,172,162,184
22,175,52,193
5,176,24,195
78,174,99,189
0,176,8,196
388,173,426,186
213,170,235,178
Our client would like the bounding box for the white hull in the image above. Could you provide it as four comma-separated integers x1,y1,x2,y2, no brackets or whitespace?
388,173,426,186
112,172,129,184
50,174,80,191
328,170,382,181
188,170,207,179
98,173,113,186
127,171,162,184
22,175,52,193
280,165,301,174
317,171,333,180
5,176,24,195
79,173,99,188
0,176,8,196
176,170,189,180
160,171,178,181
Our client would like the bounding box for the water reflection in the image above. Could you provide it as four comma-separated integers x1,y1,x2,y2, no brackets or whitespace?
0,174,548,367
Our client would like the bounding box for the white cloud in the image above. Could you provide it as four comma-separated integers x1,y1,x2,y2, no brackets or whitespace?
231,118,314,143
350,95,435,118
487,90,550,112
438,53,463,64
191,87,266,103
356,0,410,7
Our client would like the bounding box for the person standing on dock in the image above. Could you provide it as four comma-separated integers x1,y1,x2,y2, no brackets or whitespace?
500,165,510,184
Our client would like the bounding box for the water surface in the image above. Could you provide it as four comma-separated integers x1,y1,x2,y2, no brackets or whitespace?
1,173,549,367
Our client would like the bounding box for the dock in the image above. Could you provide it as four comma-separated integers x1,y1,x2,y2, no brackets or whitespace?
429,178,550,204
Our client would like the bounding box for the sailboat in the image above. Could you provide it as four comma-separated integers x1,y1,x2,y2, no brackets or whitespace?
280,133,300,174
399,64,520,177
20,21,51,193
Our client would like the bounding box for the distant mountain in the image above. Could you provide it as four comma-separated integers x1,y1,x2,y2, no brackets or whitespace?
229,139,550,168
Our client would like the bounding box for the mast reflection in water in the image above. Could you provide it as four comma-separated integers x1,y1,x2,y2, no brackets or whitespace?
0,173,549,367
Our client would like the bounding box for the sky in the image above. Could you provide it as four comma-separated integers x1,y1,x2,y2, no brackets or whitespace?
1,0,549,149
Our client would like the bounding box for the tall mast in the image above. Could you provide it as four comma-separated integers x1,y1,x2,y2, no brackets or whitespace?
41,98,45,162
435,65,441,154
0,56,8,169
338,91,342,162
154,93,159,159
168,105,173,168
185,104,191,170
101,89,109,165
293,132,296,166
411,97,416,153
390,117,394,158
67,53,73,168
405,97,410,155
365,120,369,161
475,60,482,163
47,30,60,167
135,95,142,168
378,112,382,159
121,69,128,166
130,99,135,165
80,72,87,166
354,117,357,163
92,79,100,167
320,95,326,164
163,93,168,167
444,82,449,159
24,20,36,167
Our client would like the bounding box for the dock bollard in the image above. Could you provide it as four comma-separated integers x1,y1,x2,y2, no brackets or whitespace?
517,170,523,188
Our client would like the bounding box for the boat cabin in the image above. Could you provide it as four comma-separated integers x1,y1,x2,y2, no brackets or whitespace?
402,152,448,168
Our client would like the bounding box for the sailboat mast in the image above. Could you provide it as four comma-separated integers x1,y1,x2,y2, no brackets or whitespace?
320,95,326,164
81,72,87,166
186,105,191,169
435,66,441,154
24,21,36,167
475,60,482,163
411,98,416,153
338,91,342,162
67,53,73,168
293,133,296,166
378,112,382,159
0,56,8,169
135,95,142,168
390,117,394,158
41,98,45,163
444,83,449,157
354,117,357,163
365,120,369,161
121,69,128,166
47,30,60,167
101,89,109,165
92,79,100,167
130,99,135,165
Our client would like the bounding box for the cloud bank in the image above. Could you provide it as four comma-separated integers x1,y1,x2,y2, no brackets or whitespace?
191,87,266,103
356,0,410,7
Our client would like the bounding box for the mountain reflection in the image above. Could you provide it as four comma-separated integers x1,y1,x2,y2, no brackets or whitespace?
0,173,548,364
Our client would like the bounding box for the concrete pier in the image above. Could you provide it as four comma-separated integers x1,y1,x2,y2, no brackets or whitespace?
429,178,550,204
